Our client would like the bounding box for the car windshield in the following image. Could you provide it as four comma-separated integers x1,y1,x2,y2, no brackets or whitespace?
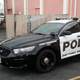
33,23,65,34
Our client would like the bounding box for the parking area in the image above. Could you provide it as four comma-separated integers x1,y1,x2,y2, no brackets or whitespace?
0,26,80,80
0,56,80,80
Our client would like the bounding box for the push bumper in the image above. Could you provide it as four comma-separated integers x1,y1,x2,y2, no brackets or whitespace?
1,56,36,68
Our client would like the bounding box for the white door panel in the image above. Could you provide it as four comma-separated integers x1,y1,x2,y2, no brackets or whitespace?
76,32,80,55
59,33,78,59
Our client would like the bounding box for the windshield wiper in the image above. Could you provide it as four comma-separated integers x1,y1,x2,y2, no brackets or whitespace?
35,33,45,35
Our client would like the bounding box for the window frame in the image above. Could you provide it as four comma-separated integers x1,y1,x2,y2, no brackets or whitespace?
59,21,80,36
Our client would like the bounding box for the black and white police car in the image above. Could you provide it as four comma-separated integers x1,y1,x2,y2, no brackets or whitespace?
0,18,80,72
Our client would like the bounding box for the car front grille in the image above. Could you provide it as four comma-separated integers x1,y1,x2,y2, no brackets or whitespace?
0,46,11,57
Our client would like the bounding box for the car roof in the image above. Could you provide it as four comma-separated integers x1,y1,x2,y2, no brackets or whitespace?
47,19,73,24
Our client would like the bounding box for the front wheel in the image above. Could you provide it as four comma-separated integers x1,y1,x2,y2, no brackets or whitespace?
36,49,56,73
1,58,9,67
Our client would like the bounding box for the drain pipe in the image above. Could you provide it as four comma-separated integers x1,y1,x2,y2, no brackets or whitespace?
63,0,68,14
27,16,31,33
24,0,29,15
12,0,16,37
12,0,15,15
74,0,77,17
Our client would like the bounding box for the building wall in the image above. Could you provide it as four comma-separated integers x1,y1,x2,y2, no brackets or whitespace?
15,0,24,14
4,0,64,15
29,0,40,15
44,0,63,15
4,0,80,17
5,0,12,14
76,0,80,17
68,0,75,16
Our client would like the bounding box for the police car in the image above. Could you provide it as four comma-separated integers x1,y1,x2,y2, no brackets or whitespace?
0,18,80,72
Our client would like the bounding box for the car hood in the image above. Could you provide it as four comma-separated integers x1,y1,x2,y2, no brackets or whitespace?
1,34,52,49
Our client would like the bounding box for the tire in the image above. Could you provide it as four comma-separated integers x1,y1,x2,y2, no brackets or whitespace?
36,49,56,73
1,58,9,67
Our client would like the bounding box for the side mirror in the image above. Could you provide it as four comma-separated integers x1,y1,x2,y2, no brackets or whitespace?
50,32,57,37
61,31,71,36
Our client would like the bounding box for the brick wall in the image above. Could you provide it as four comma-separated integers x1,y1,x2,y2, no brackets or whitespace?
4,0,80,17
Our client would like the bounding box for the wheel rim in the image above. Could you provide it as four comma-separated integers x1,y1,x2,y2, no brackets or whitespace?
44,57,50,64
40,52,55,71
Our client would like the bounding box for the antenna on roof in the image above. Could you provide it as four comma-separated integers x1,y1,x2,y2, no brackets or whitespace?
72,17,79,21
55,17,61,20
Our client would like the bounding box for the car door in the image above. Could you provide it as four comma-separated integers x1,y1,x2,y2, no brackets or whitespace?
59,22,80,59
75,22,80,55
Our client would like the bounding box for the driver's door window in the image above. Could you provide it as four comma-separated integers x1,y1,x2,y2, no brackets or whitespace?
59,22,80,59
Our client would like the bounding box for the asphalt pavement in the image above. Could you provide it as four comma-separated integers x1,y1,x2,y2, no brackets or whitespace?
0,28,6,42
0,27,80,80
0,56,80,80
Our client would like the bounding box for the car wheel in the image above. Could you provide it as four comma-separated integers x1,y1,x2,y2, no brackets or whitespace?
1,58,9,67
36,49,56,73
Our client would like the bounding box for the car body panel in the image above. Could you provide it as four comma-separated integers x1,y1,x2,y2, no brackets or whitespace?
1,34,52,49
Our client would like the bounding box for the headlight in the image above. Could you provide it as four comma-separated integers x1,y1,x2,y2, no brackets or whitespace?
13,46,35,54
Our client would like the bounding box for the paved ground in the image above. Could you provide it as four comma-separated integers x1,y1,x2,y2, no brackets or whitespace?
0,56,80,80
0,28,6,42
0,27,80,80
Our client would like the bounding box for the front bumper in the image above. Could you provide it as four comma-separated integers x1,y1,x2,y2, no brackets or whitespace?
1,56,36,68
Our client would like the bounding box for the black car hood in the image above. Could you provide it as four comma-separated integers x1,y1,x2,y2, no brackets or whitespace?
2,34,53,49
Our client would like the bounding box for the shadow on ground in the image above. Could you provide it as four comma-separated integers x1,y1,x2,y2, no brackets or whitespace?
0,26,80,80
0,55,80,80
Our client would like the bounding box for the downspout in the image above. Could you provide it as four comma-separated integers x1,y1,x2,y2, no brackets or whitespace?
63,0,68,14
12,0,16,36
24,0,31,33
12,0,15,14
74,0,77,17
24,0,28,15
40,0,44,15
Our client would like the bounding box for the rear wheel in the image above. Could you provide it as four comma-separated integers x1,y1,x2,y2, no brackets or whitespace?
36,49,56,73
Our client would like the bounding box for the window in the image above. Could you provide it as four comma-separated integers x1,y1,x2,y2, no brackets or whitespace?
66,23,80,33
61,22,80,35
33,23,64,34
